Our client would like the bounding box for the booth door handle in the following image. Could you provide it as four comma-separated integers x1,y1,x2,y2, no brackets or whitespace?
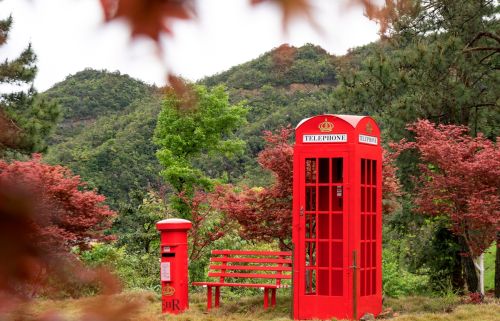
300,206,304,216
349,250,357,269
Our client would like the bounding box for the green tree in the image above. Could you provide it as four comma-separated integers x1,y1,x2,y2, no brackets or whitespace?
0,14,59,157
153,85,247,218
113,191,166,254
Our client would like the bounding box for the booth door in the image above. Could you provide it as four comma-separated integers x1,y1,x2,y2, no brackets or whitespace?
297,154,349,319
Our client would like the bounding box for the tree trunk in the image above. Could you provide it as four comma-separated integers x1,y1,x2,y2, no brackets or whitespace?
451,247,465,294
463,254,479,293
459,235,480,293
432,227,464,293
495,232,500,298
473,253,484,295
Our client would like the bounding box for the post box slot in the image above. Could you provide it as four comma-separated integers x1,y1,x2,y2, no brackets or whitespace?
162,253,175,257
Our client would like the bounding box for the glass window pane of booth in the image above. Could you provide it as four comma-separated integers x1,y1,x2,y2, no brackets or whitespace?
360,159,377,297
303,157,345,297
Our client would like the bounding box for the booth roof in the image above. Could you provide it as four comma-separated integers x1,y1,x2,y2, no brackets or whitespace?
295,114,367,129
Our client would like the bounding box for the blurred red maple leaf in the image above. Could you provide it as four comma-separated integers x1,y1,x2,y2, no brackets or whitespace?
251,0,316,30
98,0,391,91
100,0,195,41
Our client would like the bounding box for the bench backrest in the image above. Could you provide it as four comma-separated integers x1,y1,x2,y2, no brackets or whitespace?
208,250,293,286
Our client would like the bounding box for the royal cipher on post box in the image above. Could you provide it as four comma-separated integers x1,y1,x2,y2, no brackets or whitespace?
292,115,382,320
156,218,192,314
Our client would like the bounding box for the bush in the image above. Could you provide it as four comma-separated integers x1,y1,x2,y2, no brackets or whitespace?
383,246,429,297
79,243,160,292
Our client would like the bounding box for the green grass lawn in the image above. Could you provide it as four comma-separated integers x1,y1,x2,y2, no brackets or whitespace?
7,290,499,321
484,243,496,292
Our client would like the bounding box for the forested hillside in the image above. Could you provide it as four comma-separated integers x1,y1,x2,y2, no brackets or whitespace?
202,44,336,89
45,69,154,144
44,44,349,206
45,70,164,209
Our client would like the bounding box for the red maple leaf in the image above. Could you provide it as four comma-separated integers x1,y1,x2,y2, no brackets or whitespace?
100,0,195,41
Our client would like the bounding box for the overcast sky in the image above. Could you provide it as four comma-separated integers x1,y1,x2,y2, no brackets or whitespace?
0,0,381,91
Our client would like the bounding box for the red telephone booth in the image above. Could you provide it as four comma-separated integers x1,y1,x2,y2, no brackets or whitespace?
292,115,382,320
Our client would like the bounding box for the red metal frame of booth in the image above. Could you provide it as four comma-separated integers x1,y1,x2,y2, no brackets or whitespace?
292,115,382,320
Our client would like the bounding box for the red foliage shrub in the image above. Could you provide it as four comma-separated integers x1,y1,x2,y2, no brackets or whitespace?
213,127,401,249
465,291,484,304
178,190,233,260
391,120,500,256
0,154,119,307
382,148,402,215
272,44,297,74
0,154,115,253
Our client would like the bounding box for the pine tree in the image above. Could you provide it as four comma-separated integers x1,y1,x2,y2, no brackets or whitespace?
0,14,59,158
333,0,499,141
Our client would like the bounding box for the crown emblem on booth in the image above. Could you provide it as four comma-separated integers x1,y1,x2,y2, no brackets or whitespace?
366,121,373,133
319,118,334,132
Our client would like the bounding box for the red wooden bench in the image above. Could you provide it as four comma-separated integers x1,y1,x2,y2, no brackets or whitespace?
192,250,292,310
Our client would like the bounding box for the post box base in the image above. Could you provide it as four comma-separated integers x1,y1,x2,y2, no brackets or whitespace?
162,297,188,314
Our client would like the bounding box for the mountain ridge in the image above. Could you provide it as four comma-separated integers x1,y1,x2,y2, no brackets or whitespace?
43,42,367,207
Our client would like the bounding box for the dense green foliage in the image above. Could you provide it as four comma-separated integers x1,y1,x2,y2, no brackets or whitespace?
202,44,336,89
45,69,153,143
79,243,159,291
45,91,164,209
154,85,247,214
382,240,428,297
113,191,166,254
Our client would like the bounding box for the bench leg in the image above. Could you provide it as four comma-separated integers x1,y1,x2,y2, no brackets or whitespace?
263,288,269,309
215,286,220,308
207,286,212,311
271,288,276,307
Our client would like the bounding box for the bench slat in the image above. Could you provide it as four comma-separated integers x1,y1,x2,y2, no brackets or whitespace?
212,250,292,256
194,250,292,311
209,265,292,272
208,272,292,279
192,281,280,288
211,257,291,264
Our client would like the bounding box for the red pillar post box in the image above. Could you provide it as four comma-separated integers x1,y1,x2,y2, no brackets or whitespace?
156,218,192,314
292,115,382,320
